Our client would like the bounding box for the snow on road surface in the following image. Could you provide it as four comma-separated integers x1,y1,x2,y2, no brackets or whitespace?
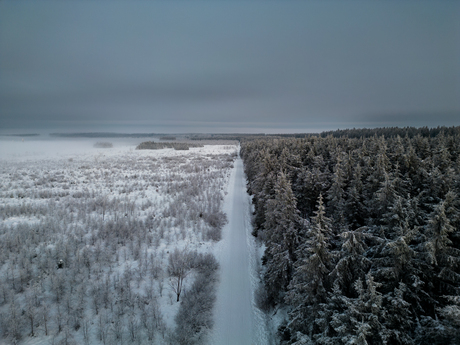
211,154,269,345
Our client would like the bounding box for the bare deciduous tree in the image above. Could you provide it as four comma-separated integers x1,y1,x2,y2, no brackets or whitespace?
168,248,190,302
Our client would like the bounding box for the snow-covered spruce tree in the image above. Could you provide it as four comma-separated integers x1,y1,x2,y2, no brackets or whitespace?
263,171,303,304
364,138,391,219
370,171,398,226
436,295,460,344
291,227,372,344
332,226,372,298
426,192,457,266
238,129,460,344
345,163,366,229
294,154,329,219
391,135,407,170
382,282,415,344
309,227,376,344
252,149,279,235
420,161,455,209
342,273,388,345
425,192,459,294
367,196,428,342
410,191,460,344
285,194,333,336
326,151,347,230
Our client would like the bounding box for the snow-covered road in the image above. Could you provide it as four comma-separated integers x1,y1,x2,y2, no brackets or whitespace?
211,155,268,345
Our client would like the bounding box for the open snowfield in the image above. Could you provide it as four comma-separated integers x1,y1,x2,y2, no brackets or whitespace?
0,137,251,345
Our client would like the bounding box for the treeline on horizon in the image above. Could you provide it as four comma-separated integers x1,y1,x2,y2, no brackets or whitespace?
0,133,40,137
49,132,160,138
241,125,460,345
319,125,460,139
14,125,460,140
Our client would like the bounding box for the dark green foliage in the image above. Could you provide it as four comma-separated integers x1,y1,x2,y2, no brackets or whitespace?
241,126,460,344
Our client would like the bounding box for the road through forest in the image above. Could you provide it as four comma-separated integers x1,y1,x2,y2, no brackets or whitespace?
211,155,267,345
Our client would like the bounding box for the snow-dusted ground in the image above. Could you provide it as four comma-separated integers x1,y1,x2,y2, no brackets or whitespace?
0,137,240,345
211,155,269,345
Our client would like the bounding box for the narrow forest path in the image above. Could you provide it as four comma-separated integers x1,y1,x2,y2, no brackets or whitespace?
211,154,268,345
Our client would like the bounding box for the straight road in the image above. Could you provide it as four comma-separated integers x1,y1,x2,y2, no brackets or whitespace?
211,156,255,345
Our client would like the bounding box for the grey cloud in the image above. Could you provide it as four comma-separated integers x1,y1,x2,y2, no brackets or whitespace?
1,1,459,133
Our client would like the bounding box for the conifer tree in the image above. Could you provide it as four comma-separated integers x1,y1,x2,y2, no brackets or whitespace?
371,171,398,224
425,195,456,268
424,192,460,298
252,149,278,233
345,163,366,228
344,274,388,345
382,283,415,344
333,227,372,298
327,152,346,228
240,129,460,345
263,171,303,303
437,295,460,344
286,194,332,335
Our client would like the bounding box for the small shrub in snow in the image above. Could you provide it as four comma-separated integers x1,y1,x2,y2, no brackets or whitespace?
203,211,227,241
255,284,271,313
172,253,219,345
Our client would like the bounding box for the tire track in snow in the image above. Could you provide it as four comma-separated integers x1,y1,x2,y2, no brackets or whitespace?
211,155,268,345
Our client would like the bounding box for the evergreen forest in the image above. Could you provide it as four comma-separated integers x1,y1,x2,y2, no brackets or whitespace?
241,126,460,345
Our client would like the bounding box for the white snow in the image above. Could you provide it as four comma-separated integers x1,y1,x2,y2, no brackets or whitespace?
211,153,269,345
0,137,245,345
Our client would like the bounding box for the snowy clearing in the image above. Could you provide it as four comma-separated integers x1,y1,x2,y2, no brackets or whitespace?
0,137,239,345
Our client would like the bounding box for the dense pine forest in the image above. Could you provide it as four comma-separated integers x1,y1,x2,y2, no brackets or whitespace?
241,127,460,345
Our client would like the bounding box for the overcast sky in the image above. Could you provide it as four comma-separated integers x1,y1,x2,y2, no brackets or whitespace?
1,1,459,133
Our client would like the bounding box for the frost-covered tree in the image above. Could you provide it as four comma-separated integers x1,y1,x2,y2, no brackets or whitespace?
345,163,366,228
371,171,398,223
333,227,372,298
341,274,388,345
326,151,347,228
252,150,279,233
240,128,460,344
286,194,332,335
263,171,303,303
425,195,457,268
168,248,191,302
435,295,460,344
294,160,328,218
382,283,414,344
24,291,38,337
422,191,460,312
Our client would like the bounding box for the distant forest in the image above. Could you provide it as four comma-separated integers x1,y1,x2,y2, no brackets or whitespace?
136,142,204,151
49,133,160,138
241,126,460,345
